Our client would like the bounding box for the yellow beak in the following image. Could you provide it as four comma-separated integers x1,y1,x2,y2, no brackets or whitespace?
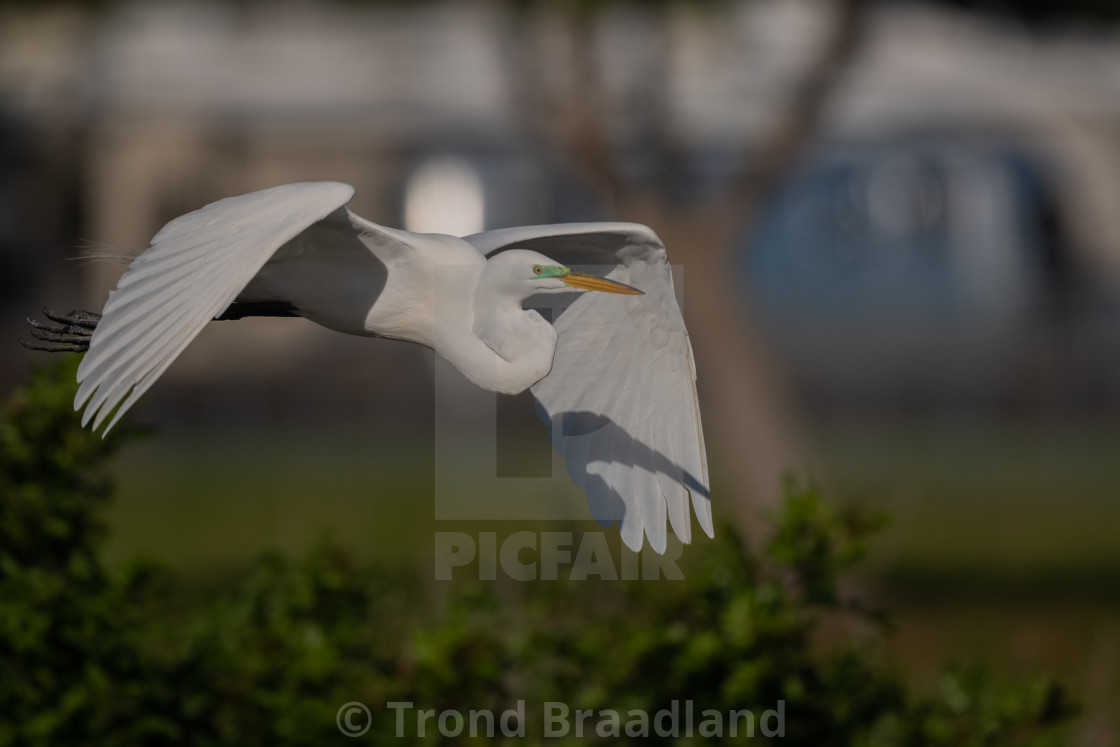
562,270,644,295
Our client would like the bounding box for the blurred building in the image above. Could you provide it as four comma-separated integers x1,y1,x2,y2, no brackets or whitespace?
4,0,1120,424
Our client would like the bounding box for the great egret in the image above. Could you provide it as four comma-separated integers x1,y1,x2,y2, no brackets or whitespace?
23,182,712,553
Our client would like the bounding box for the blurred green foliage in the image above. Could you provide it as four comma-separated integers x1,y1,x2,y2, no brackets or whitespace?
0,361,1075,745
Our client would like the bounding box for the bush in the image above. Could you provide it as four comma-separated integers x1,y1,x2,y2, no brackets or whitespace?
0,361,1075,745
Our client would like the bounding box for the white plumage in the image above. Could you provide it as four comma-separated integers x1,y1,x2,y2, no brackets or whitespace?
70,182,713,553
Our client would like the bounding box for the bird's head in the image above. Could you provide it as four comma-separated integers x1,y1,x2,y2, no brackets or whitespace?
484,249,643,299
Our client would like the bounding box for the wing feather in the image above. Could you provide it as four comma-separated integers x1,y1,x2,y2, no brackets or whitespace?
465,222,713,552
75,181,357,431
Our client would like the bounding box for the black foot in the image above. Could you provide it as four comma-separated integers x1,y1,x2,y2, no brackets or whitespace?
20,307,101,352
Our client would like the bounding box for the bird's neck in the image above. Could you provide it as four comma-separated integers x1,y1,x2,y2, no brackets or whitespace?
445,290,556,395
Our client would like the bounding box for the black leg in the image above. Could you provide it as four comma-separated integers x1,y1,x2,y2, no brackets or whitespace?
20,308,100,353
21,301,299,353
217,301,299,320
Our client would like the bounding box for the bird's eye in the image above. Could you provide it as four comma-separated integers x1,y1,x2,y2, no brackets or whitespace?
532,265,543,275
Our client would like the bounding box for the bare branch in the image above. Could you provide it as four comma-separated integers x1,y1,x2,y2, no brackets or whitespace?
506,5,626,209
716,0,870,241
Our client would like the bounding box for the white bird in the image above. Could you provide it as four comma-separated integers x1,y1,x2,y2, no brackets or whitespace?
23,182,712,553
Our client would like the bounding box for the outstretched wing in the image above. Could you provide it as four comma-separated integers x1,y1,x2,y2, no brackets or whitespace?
464,223,713,553
76,181,359,433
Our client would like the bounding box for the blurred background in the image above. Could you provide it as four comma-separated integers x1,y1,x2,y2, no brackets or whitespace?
3,0,1120,741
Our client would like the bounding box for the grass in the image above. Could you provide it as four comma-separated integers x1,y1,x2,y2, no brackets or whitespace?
809,421,1120,592
103,431,436,575
103,419,1120,583
103,429,618,580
